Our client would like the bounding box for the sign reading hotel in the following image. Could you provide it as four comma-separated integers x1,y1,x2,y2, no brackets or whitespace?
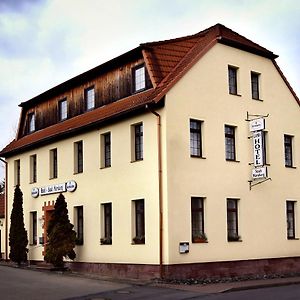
251,117,268,180
31,180,77,198
253,131,264,167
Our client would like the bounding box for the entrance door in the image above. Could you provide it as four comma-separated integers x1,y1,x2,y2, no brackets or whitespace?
43,209,54,256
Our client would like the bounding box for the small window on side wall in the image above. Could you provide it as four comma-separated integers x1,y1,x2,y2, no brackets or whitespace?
100,203,112,245
133,65,146,92
74,141,83,174
228,66,238,95
190,119,203,157
74,206,84,245
100,132,111,168
58,98,68,121
28,112,35,133
287,201,296,239
251,72,260,100
132,199,145,244
85,86,95,111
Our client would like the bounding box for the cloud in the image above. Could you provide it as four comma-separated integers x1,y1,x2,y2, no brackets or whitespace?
0,0,46,13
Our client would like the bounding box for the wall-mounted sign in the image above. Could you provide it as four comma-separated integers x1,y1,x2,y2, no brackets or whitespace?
253,131,264,167
31,180,77,198
40,183,66,196
179,242,189,254
249,118,265,132
66,180,77,192
252,167,268,180
31,187,39,198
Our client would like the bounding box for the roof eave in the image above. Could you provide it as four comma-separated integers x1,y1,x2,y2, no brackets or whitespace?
217,37,278,59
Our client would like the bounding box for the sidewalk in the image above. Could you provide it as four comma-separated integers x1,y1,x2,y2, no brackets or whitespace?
152,276,300,294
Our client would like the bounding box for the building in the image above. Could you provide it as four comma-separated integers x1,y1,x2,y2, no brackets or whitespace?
1,24,300,279
0,193,4,259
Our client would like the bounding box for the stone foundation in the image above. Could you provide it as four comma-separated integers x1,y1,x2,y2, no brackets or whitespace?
65,256,300,280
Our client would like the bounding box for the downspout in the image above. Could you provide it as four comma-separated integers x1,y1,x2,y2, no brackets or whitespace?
0,158,8,261
146,105,164,279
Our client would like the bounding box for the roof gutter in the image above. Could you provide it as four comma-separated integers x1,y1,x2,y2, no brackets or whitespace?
0,158,8,261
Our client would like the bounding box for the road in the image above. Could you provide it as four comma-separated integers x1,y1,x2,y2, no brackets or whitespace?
1,265,300,299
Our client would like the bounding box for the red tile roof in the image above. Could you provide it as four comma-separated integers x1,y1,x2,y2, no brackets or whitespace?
0,23,298,157
0,194,4,218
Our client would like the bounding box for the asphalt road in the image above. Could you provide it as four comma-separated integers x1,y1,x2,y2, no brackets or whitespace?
1,265,300,300
0,265,205,300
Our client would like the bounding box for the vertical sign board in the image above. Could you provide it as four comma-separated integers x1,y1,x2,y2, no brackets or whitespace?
253,131,264,167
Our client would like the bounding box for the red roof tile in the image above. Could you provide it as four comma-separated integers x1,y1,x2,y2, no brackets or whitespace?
1,23,298,157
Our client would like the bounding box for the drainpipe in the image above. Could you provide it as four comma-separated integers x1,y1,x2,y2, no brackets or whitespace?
145,105,164,279
0,158,8,261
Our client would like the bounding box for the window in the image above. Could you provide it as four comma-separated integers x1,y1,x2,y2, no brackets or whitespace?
101,132,111,168
30,211,37,245
227,199,240,241
191,197,206,243
133,123,143,161
225,125,236,161
74,141,83,174
28,113,35,133
74,206,83,245
101,203,112,245
284,135,293,167
58,99,68,121
85,86,95,111
133,65,146,92
228,66,238,95
133,199,145,244
287,201,296,239
190,119,203,157
14,159,20,186
50,148,58,179
29,154,37,183
251,72,260,100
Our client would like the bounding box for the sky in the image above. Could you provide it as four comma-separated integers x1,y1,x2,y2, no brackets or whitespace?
0,0,299,179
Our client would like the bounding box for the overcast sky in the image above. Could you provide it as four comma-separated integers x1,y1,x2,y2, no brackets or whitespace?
0,0,300,179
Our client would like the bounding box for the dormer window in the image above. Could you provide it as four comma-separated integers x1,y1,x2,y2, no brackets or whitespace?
58,98,68,121
85,86,95,111
28,113,35,133
133,65,146,92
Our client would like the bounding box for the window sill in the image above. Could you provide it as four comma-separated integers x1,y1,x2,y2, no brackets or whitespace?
285,165,296,169
229,93,242,97
73,172,84,175
228,239,242,242
287,237,299,240
192,240,208,244
191,155,206,159
100,166,111,170
226,159,240,163
252,98,263,101
49,177,58,180
131,242,145,245
131,159,143,163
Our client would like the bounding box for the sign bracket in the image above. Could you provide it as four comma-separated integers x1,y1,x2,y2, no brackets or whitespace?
245,111,269,122
248,178,271,190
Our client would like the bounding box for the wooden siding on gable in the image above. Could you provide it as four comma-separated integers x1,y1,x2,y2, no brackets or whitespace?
18,58,152,139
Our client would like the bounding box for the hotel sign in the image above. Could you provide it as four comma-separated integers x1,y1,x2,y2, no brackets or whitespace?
31,180,77,198
249,118,265,132
253,131,264,167
250,116,268,181
252,166,268,179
